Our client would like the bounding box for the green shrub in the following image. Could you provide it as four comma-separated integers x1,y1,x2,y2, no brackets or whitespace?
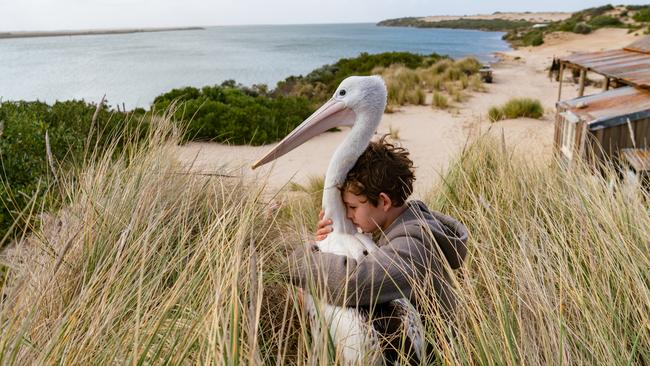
573,22,593,34
487,106,504,122
488,98,544,121
588,15,622,28
152,84,313,145
633,8,650,22
379,18,532,31
518,30,545,46
0,100,141,242
276,51,445,101
530,33,544,46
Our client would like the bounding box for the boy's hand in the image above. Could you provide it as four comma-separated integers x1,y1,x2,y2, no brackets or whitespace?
315,210,333,241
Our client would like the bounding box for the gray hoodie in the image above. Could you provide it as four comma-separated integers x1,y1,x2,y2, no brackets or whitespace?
288,200,469,315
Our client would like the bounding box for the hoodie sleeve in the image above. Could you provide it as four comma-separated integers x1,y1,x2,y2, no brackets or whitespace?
428,210,468,269
288,225,454,309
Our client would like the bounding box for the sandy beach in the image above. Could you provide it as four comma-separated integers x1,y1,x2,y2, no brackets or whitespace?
175,28,641,198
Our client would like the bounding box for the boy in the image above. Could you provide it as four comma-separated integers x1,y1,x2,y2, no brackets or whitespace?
288,136,469,318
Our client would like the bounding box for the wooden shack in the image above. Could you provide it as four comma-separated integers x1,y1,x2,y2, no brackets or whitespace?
554,36,650,176
554,86,650,170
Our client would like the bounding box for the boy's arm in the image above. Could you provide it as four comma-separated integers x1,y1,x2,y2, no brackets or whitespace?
288,230,445,307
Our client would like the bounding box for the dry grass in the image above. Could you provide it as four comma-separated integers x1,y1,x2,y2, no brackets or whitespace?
489,98,544,122
425,137,649,364
374,57,484,109
0,116,648,364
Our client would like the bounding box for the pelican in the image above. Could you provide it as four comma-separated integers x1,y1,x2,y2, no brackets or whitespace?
253,76,423,365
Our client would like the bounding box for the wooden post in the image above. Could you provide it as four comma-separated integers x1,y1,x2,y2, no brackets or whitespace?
557,63,565,101
578,69,586,97
604,77,610,91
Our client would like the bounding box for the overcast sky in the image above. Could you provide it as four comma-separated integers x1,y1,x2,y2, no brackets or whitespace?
1,0,649,32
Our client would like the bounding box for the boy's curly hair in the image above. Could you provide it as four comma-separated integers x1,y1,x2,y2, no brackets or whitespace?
342,135,415,207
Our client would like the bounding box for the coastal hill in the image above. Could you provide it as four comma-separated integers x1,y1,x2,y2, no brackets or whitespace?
421,12,572,23
379,4,650,46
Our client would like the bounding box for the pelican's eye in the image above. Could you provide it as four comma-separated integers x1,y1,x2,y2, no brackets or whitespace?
338,89,346,97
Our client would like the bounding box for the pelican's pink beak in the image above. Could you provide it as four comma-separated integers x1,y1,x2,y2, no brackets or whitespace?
252,98,355,169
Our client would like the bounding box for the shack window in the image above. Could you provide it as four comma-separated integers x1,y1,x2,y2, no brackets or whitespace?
560,111,580,159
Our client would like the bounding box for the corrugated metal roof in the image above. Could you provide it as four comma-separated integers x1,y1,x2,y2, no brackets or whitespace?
561,49,650,88
624,36,650,54
557,86,650,130
559,36,650,88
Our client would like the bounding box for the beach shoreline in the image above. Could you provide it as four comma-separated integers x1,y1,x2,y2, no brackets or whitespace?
0,26,204,40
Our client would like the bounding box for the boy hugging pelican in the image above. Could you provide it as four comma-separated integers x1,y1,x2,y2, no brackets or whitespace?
289,135,469,364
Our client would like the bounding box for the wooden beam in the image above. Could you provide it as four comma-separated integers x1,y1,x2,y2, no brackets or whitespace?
578,69,586,97
557,63,565,101
604,77,610,91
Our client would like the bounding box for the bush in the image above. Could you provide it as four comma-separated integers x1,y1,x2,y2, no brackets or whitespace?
588,15,622,28
152,84,313,145
633,8,650,22
530,33,544,46
432,92,449,109
572,22,593,34
488,98,544,121
276,51,445,101
454,57,481,75
487,106,505,122
0,100,141,242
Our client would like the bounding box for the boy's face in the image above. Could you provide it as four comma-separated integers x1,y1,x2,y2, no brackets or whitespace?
342,189,387,233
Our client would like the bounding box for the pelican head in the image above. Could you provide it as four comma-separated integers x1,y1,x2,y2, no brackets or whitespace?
252,75,387,169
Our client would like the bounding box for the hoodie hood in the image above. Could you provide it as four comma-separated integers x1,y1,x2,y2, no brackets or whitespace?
379,200,468,269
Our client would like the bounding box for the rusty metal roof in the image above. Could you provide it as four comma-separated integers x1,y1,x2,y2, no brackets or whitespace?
557,86,650,130
624,36,650,54
560,36,650,88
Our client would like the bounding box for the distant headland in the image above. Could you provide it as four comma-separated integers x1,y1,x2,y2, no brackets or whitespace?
0,26,204,39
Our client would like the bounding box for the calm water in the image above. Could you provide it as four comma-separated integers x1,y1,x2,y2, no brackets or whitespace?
0,23,510,108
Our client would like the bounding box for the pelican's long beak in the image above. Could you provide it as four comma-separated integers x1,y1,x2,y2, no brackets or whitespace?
252,98,355,169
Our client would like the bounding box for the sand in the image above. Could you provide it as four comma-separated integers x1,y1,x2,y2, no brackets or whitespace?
175,28,642,198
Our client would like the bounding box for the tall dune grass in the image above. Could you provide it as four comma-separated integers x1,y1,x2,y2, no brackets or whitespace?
375,57,484,108
426,138,649,364
488,98,544,122
0,115,293,364
0,115,647,364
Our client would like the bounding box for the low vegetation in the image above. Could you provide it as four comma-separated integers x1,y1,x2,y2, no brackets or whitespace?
151,83,313,145
380,5,650,48
375,57,483,108
0,100,146,242
504,4,645,47
1,120,647,364
378,17,532,32
488,98,544,121
274,51,446,102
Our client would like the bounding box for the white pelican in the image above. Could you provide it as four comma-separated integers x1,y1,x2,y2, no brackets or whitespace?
253,76,423,365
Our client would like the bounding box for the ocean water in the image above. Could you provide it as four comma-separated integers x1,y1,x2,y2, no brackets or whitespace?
0,23,510,108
